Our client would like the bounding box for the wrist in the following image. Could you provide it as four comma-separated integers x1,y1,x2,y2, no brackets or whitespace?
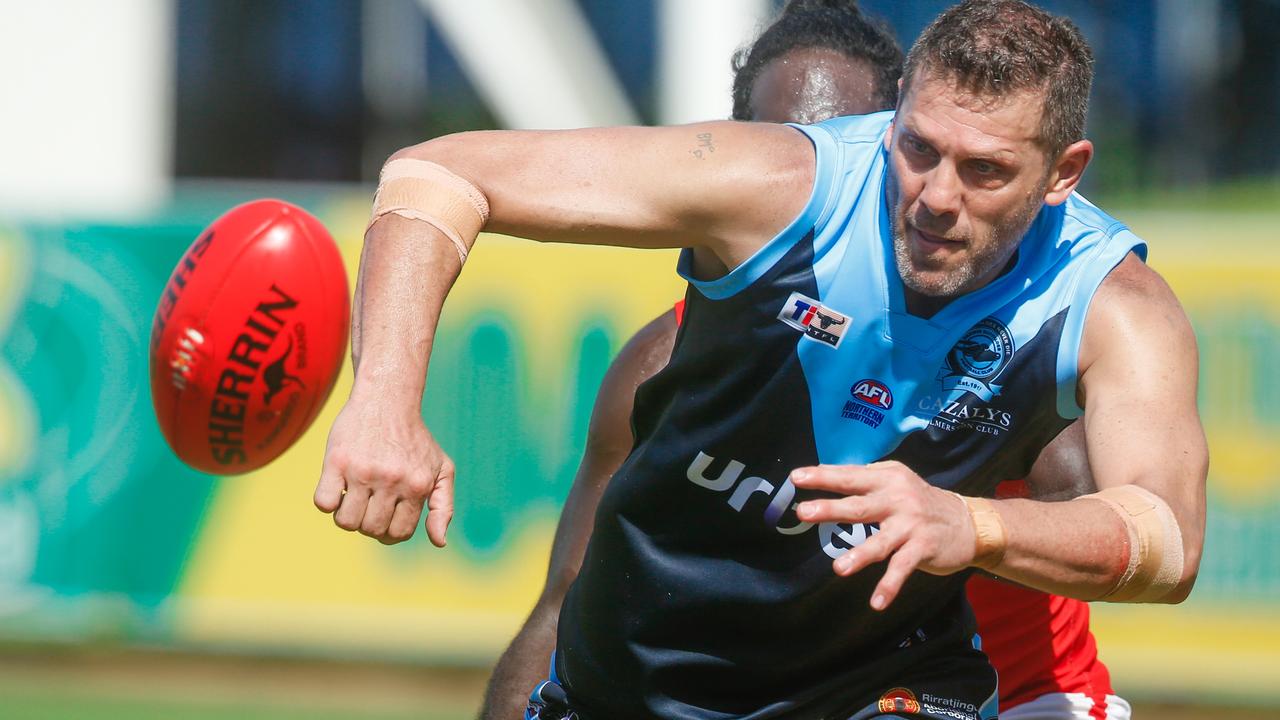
952,493,1009,570
349,367,425,417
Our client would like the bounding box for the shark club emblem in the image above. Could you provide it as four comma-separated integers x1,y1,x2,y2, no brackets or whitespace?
938,317,1014,402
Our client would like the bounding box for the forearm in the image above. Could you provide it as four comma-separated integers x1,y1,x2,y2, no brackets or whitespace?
479,598,560,720
977,496,1128,599
973,480,1196,604
349,214,460,408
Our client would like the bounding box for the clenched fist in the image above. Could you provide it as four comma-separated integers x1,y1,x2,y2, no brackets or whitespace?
315,391,454,546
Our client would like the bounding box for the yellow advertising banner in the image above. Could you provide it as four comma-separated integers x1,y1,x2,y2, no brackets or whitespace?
1,193,1277,700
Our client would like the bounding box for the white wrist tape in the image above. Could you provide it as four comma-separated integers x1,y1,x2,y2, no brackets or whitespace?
1081,485,1185,602
368,158,490,263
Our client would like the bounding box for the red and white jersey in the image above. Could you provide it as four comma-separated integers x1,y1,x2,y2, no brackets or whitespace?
967,479,1126,718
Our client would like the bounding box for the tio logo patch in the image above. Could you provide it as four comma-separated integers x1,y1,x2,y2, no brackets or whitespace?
841,378,893,429
777,292,849,348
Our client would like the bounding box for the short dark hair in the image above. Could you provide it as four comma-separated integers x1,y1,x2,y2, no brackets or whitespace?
731,0,903,121
901,0,1094,157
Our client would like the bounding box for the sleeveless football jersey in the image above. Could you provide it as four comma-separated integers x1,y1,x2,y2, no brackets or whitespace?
667,310,1120,714
556,111,1146,719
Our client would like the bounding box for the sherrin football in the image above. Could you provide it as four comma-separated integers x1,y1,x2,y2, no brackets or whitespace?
150,199,350,474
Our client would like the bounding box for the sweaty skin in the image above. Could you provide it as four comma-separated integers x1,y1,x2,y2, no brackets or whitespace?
316,36,1206,718
750,48,880,125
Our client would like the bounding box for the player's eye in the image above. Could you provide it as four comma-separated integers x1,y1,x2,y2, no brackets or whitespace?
904,136,932,156
966,160,1009,187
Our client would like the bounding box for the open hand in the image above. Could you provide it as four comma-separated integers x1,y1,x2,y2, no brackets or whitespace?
791,461,976,610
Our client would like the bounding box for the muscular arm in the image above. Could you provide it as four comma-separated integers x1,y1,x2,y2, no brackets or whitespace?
315,122,814,545
399,123,812,259
986,254,1207,601
478,312,678,720
968,421,1087,588
792,255,1207,608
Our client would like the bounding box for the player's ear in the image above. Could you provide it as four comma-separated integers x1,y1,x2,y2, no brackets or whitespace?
886,78,905,152
1043,139,1093,206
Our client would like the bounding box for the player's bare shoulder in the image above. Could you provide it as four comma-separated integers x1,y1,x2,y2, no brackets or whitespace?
1078,253,1198,383
682,121,817,265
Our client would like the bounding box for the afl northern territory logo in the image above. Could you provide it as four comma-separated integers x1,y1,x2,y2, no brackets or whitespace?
842,379,893,429
938,317,1014,401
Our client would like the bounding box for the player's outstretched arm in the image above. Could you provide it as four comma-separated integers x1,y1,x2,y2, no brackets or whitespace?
789,255,1207,608
479,311,677,720
413,124,814,259
314,123,814,545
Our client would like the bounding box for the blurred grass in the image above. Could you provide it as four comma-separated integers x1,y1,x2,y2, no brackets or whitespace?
0,688,463,720
2,646,1277,720
0,647,484,720
4,678,1278,720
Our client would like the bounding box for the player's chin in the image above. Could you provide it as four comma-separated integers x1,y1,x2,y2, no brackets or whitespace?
901,260,963,297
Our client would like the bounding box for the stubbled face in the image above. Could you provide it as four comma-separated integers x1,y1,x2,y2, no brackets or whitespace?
750,48,884,123
885,72,1053,297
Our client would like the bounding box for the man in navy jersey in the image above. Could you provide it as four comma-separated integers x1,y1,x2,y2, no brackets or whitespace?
316,2,1207,718
479,3,911,716
481,4,1133,719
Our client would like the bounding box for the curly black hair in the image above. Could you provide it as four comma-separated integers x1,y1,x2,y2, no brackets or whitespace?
730,0,903,121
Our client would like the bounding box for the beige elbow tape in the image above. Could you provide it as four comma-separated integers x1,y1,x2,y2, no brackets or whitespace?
956,495,1008,570
1084,485,1185,602
368,158,490,263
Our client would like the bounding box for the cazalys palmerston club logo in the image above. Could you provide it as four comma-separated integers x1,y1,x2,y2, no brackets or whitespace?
938,317,1015,402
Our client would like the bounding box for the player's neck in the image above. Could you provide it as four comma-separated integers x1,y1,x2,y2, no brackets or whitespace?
903,289,952,319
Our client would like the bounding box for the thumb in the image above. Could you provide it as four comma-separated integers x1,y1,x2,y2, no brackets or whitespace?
425,462,455,548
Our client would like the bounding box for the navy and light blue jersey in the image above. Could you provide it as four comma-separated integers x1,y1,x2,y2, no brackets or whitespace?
556,111,1146,719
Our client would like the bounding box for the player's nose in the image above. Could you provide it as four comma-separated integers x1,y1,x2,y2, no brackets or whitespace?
917,162,962,219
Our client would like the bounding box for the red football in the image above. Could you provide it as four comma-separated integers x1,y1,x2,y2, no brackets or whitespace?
150,199,350,474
